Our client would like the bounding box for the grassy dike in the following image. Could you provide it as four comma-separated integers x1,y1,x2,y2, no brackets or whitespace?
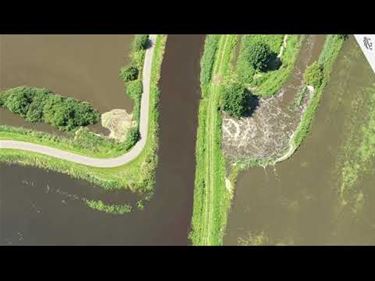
190,35,238,245
0,35,167,193
0,35,148,159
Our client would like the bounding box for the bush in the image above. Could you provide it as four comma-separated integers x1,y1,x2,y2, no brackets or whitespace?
304,61,324,88
123,127,140,150
222,82,250,118
1,87,100,131
119,65,139,82
247,42,273,72
133,35,149,51
126,79,143,100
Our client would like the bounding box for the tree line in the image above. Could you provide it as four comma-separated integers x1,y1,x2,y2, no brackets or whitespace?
0,86,100,131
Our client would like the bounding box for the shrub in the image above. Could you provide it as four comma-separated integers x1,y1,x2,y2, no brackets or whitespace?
3,87,33,116
1,87,99,131
133,35,149,51
126,79,143,100
247,42,273,72
119,65,139,82
123,127,140,150
304,61,324,88
222,82,250,118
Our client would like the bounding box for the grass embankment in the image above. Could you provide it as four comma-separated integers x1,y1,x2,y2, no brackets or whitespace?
0,35,148,159
190,35,238,246
235,35,302,96
0,35,167,193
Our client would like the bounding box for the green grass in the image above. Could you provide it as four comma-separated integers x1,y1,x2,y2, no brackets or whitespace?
235,35,302,96
190,35,237,246
84,199,132,215
0,35,167,192
0,35,147,159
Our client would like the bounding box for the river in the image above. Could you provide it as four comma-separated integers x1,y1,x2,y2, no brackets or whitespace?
224,36,375,245
0,35,204,245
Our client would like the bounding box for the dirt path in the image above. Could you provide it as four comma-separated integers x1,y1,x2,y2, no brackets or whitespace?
0,35,157,168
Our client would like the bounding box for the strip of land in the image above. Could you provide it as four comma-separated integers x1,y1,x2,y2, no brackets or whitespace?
0,35,157,168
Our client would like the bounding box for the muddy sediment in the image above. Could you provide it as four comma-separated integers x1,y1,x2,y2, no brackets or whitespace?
222,35,326,162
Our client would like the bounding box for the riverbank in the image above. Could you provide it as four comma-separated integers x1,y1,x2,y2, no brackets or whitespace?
190,35,238,245
0,35,167,192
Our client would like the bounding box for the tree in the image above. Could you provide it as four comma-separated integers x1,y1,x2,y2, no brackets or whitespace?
4,87,32,117
119,65,139,82
304,61,324,88
133,35,149,51
247,42,273,72
222,82,250,118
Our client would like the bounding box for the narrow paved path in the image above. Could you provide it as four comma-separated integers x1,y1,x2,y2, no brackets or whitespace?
0,35,157,168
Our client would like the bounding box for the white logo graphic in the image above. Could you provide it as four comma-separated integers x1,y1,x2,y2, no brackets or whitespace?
354,34,375,74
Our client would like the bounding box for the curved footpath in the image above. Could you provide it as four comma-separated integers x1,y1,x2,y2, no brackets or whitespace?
0,35,157,168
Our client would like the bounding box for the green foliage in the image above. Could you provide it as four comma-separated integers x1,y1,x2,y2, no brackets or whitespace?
1,87,99,131
85,199,132,215
3,87,34,116
222,82,249,118
119,65,139,82
304,61,324,88
126,79,143,100
200,35,220,87
235,35,302,96
133,35,149,51
247,42,274,72
122,127,140,151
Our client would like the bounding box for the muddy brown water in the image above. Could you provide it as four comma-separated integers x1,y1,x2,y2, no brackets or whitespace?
224,36,375,245
0,35,134,135
0,35,204,245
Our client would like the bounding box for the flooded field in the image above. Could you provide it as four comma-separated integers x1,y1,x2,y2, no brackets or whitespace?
224,37,375,245
0,35,134,134
0,35,204,245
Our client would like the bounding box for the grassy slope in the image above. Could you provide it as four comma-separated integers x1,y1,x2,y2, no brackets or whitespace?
190,35,237,245
0,35,167,192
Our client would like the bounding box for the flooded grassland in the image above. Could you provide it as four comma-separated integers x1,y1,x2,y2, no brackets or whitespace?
224,37,375,245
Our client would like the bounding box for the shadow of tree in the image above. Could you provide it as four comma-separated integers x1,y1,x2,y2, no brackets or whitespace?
265,52,282,71
244,90,260,117
145,38,153,49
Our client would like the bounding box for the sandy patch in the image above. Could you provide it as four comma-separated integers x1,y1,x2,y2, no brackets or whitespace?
101,109,136,142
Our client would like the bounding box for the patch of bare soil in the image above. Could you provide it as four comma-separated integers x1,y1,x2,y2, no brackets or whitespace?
222,88,313,162
101,109,136,142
